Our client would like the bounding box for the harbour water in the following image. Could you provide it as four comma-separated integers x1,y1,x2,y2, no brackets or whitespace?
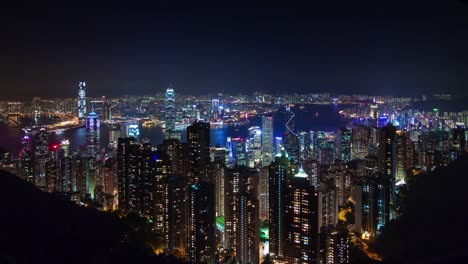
0,104,347,156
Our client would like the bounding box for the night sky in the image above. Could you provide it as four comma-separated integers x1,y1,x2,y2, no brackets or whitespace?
1,1,468,99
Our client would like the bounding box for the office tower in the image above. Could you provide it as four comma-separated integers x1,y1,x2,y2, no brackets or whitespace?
86,110,100,197
60,141,72,192
299,131,313,161
210,144,230,168
248,126,262,168
77,81,86,119
339,127,351,162
262,115,274,166
19,135,34,183
258,167,269,220
269,147,292,259
395,131,407,185
275,137,283,155
303,160,320,188
34,128,49,189
230,137,248,167
165,86,176,139
45,144,59,192
188,181,216,264
317,179,338,229
166,174,188,260
211,98,220,119
452,127,466,153
283,104,299,162
187,122,210,182
284,167,320,264
224,167,259,263
351,125,369,160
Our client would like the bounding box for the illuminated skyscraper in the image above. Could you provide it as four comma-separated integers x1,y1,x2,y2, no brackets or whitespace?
77,81,86,119
34,128,49,189
351,125,369,160
19,135,34,184
165,86,176,139
269,147,292,259
188,181,216,264
224,167,259,263
339,127,351,163
187,122,210,182
248,126,262,168
261,115,274,166
230,137,248,167
86,110,100,197
284,167,320,264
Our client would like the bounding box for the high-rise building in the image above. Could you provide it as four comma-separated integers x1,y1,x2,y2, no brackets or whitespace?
275,137,283,155
166,174,188,260
351,125,369,160
188,181,216,264
19,135,34,184
86,110,100,197
187,122,210,182
284,167,320,264
262,115,274,166
269,147,293,259
117,137,163,218
339,127,351,163
258,167,269,220
34,128,49,189
248,126,262,168
165,86,177,139
224,167,259,264
77,81,86,119
230,137,248,167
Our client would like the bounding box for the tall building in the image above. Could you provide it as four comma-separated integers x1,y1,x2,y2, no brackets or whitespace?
262,115,274,166
284,167,320,264
166,174,188,259
258,167,269,220
117,137,162,218
188,181,216,264
77,81,86,119
351,125,369,160
19,135,34,184
224,167,259,264
339,127,351,163
269,147,292,259
187,122,210,182
230,137,248,167
165,86,177,139
248,126,262,168
86,111,100,197
34,128,49,189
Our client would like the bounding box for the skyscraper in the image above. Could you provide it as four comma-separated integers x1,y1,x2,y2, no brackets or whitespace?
187,122,210,182
165,86,177,139
284,167,320,264
269,147,292,259
339,127,351,163
262,115,274,166
86,110,100,197
77,81,86,119
34,128,49,189
224,167,259,264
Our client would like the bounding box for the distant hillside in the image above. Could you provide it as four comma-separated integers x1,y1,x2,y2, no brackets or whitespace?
0,171,182,264
374,156,468,264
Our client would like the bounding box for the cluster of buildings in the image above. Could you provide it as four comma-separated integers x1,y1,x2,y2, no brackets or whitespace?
0,83,467,264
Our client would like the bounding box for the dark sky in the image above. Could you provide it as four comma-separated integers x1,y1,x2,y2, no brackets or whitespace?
1,1,468,99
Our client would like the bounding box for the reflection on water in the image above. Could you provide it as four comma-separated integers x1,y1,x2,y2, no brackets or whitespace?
0,104,347,156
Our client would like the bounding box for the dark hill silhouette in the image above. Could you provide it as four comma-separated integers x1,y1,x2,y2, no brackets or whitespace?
375,156,468,264
0,171,183,264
